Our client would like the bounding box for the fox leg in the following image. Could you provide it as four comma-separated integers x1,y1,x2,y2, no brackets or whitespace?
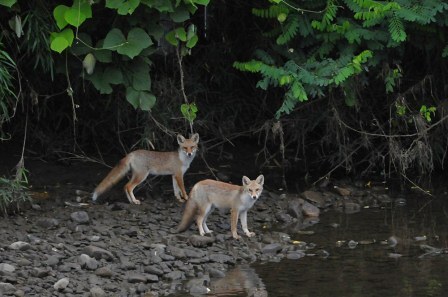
173,173,188,202
202,205,213,234
240,211,255,237
196,205,212,236
172,176,182,201
230,208,241,240
124,171,149,205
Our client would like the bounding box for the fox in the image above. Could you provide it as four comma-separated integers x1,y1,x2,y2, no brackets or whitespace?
92,133,199,205
176,175,264,240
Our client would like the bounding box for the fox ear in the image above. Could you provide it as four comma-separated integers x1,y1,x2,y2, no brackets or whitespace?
177,134,186,144
256,175,264,185
191,133,199,143
242,176,251,186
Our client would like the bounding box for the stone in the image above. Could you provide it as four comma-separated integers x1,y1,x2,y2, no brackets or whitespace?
53,277,69,291
261,243,283,254
71,211,90,224
90,286,106,297
0,263,16,273
9,241,31,251
301,190,326,208
209,253,234,264
188,235,215,247
36,218,59,228
0,282,16,295
95,266,114,278
82,245,114,261
164,271,185,281
79,254,99,270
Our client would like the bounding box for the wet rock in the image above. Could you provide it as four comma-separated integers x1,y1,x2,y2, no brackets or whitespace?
188,235,215,247
186,276,211,295
302,200,320,217
9,241,31,251
0,263,16,273
287,199,303,220
82,245,114,261
286,251,306,260
209,253,234,264
275,212,293,223
207,267,225,278
144,266,164,276
54,277,70,291
262,243,283,254
343,201,361,214
32,267,50,278
166,246,186,259
71,211,90,224
127,273,149,283
90,286,106,297
301,190,326,208
333,186,351,196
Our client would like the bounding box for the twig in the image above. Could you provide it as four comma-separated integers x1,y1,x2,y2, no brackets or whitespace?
400,173,433,197
175,46,193,135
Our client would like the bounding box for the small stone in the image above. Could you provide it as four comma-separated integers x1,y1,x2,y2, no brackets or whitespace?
82,245,114,261
0,263,16,273
36,218,59,228
9,241,31,251
95,266,114,278
79,254,99,270
188,235,215,247
261,243,283,254
90,286,106,297
71,211,90,224
53,277,69,291
0,282,16,294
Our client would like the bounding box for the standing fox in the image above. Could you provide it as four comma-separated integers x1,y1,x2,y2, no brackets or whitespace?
176,175,264,239
92,133,199,204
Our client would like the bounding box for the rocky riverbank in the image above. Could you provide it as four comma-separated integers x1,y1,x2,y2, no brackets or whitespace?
0,178,393,296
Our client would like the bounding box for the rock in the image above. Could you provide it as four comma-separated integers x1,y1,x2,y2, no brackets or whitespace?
343,201,361,214
188,235,215,247
286,251,306,259
53,277,69,291
79,254,99,270
36,218,59,228
44,255,60,266
90,286,106,297
166,246,186,259
9,241,31,251
301,200,320,217
82,245,114,261
301,190,326,208
207,268,225,278
71,211,90,224
275,212,292,223
164,270,185,281
127,273,148,283
209,253,235,264
95,266,114,278
333,186,351,196
0,282,16,294
32,267,50,278
261,243,283,254
287,199,303,219
144,266,164,276
0,263,16,273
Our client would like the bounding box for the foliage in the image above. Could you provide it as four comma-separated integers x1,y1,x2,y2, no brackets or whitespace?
0,43,16,139
47,0,208,111
235,0,448,119
0,161,30,216
181,102,198,126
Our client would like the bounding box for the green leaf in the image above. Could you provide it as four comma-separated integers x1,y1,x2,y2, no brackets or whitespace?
0,0,16,7
175,27,187,41
103,28,126,50
192,0,209,5
186,34,198,48
128,61,151,91
104,66,123,84
165,30,178,46
106,0,140,15
50,36,69,53
64,6,87,28
50,28,74,53
117,28,153,59
53,5,70,30
87,66,123,94
126,87,156,110
170,6,190,22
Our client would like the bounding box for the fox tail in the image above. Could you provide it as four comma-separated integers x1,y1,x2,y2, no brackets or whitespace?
176,191,198,233
92,156,131,202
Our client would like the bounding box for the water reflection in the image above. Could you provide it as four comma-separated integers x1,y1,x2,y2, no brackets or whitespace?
253,195,448,297
206,265,267,297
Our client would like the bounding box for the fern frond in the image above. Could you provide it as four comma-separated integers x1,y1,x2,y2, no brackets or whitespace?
252,5,289,18
233,60,262,73
277,15,300,45
389,13,407,42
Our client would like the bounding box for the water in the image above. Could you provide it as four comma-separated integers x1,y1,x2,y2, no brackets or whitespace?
177,192,448,297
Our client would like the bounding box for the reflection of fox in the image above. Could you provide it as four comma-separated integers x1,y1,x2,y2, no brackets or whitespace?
176,175,264,239
92,134,199,204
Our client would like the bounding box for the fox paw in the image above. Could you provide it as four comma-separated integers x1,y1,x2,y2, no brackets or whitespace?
245,232,256,237
132,199,141,205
